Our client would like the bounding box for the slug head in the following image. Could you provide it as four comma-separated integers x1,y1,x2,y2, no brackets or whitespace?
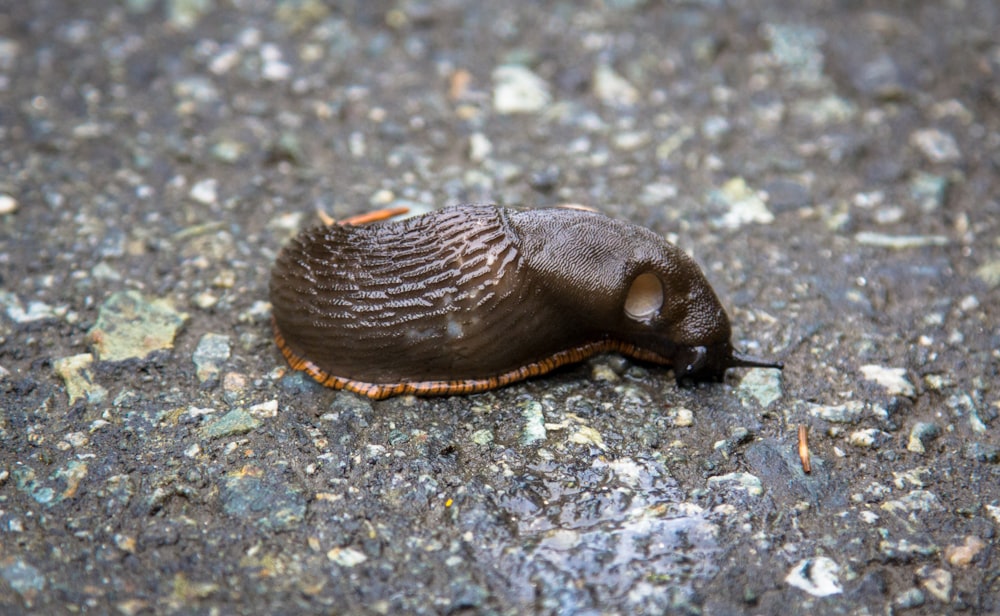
620,267,783,383
511,206,782,383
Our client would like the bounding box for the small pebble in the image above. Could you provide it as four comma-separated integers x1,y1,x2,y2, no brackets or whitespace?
874,205,904,225
327,547,367,567
762,23,827,88
670,407,694,427
189,178,219,205
470,429,493,446
492,65,551,114
808,401,864,424
54,353,107,405
854,232,949,249
910,128,961,164
860,365,915,397
167,0,214,30
220,466,304,531
944,535,986,567
916,566,952,602
208,47,241,76
909,172,947,212
974,260,1000,288
212,269,236,289
0,193,18,214
260,44,291,81
223,372,249,397
701,116,731,141
519,400,546,446
785,557,842,597
200,408,261,439
173,75,220,104
590,362,619,383
958,295,979,312
569,426,606,450
468,132,492,162
611,130,650,151
349,131,366,158
248,399,278,418
737,367,783,408
710,177,774,229
962,442,999,463
593,64,639,106
193,291,219,309
193,333,231,383
638,182,678,206
370,188,394,205
528,166,561,193
1,292,59,323
892,588,925,610
906,422,940,454
89,291,189,362
0,559,45,604
852,53,907,100
791,95,857,125
849,429,891,449
707,472,763,496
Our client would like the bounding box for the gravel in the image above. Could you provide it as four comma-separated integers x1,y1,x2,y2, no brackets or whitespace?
1,1,998,614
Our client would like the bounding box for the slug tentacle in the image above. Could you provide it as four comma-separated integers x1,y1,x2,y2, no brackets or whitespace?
269,203,782,398
729,350,784,371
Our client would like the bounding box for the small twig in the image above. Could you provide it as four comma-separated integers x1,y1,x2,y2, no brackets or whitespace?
317,206,412,227
798,424,811,474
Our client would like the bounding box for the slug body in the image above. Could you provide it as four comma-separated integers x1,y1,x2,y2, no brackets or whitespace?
270,204,781,399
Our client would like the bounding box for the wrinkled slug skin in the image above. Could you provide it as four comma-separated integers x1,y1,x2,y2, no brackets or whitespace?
271,205,575,383
269,204,758,393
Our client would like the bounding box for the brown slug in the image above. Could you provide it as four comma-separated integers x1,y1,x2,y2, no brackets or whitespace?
269,204,782,399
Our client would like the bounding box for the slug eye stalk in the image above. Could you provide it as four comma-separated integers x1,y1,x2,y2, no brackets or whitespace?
673,344,784,385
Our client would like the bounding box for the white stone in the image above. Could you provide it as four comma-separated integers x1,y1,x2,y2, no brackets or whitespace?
786,557,842,597
469,132,493,162
707,472,763,496
0,194,17,214
593,64,639,106
860,365,915,397
189,178,218,205
492,65,551,114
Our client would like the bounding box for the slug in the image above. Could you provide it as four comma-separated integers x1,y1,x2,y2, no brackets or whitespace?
269,204,782,399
